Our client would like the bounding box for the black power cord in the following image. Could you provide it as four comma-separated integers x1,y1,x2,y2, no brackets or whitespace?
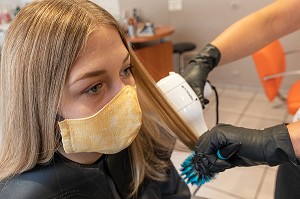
206,80,219,125
192,81,219,197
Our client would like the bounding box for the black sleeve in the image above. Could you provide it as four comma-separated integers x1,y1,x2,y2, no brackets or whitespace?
0,153,116,199
106,148,190,199
138,162,191,199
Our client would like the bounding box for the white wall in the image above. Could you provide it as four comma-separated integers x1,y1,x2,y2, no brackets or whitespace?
90,0,121,20
0,0,23,8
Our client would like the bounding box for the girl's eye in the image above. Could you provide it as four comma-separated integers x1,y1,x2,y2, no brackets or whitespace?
85,83,103,95
121,64,133,76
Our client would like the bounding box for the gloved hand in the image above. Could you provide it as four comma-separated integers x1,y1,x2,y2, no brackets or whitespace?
182,44,221,108
194,123,299,174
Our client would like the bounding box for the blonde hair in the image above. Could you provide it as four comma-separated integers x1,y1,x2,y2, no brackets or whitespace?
0,0,198,197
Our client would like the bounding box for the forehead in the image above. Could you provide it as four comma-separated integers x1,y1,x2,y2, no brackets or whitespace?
67,26,127,81
80,26,124,60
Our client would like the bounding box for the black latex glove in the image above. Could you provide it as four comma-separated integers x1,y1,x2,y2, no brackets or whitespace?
194,123,299,174
182,44,221,108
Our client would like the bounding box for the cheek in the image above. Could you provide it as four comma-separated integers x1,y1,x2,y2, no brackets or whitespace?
59,76,135,119
59,87,118,119
122,76,135,86
60,101,104,119
59,97,91,119
61,105,82,119
59,91,106,119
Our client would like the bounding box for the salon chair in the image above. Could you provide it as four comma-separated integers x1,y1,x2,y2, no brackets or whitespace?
173,42,196,74
252,40,300,115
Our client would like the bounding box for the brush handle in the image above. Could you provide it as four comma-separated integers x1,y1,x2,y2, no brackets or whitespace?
180,142,241,186
216,143,242,160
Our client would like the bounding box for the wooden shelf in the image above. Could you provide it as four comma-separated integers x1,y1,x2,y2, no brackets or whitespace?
127,25,175,43
127,25,175,82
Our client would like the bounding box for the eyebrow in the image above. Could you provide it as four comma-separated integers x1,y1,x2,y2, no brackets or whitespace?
122,52,130,64
69,52,130,86
68,70,106,87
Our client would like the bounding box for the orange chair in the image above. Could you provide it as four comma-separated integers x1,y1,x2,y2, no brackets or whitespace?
287,81,300,115
252,40,300,115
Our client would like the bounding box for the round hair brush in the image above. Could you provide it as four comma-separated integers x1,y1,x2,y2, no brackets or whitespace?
180,143,242,186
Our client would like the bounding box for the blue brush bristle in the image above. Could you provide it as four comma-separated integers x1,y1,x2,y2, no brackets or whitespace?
180,151,217,186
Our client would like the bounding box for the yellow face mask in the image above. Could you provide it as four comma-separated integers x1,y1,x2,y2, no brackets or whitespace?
58,85,142,154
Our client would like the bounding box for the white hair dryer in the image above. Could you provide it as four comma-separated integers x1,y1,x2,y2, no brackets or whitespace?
156,72,211,136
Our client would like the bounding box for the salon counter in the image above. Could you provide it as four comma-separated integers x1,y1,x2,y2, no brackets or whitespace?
127,25,175,82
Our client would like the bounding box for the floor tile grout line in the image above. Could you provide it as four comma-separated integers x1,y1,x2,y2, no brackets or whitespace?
208,89,287,123
239,95,287,123
239,93,288,123
234,91,257,126
236,114,284,123
238,94,287,122
210,108,284,123
202,184,248,199
253,166,269,199
204,86,225,112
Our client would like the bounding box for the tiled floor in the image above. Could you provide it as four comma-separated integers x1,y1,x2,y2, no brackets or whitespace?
171,85,295,199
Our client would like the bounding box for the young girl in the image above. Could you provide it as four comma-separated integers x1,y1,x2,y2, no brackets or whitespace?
0,0,198,198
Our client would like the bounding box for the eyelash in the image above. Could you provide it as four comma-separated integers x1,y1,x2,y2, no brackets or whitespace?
121,64,134,76
85,82,103,95
84,65,133,96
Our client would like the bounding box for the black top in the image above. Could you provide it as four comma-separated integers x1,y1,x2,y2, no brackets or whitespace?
0,149,190,199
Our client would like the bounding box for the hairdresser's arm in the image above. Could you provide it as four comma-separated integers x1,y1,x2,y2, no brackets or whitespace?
213,0,300,65
287,121,300,157
183,0,300,105
193,121,300,175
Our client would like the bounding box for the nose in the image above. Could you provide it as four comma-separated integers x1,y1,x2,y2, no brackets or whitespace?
110,74,135,97
116,77,135,91
111,80,126,97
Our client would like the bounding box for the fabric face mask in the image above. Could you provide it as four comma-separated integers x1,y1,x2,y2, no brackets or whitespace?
58,85,142,154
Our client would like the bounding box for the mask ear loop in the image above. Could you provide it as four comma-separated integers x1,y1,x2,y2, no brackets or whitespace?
56,115,64,122
54,114,65,151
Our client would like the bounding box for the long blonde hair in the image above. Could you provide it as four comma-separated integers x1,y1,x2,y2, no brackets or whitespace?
0,0,198,197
